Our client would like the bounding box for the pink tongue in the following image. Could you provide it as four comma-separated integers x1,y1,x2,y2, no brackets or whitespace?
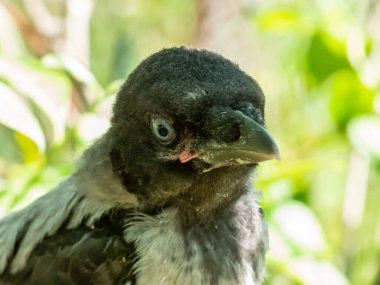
179,145,198,163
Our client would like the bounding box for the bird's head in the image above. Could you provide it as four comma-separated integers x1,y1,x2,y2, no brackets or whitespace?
107,47,279,220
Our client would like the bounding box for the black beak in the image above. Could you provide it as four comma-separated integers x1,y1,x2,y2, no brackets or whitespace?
198,111,280,167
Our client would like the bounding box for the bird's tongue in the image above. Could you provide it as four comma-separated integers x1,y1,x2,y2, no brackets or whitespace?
179,144,198,163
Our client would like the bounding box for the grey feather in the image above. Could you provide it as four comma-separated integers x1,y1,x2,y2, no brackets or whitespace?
0,135,139,275
125,191,267,285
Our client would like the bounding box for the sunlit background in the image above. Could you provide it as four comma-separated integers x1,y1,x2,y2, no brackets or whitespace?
0,0,379,284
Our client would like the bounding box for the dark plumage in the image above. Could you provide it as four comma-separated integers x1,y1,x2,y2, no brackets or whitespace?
0,47,279,285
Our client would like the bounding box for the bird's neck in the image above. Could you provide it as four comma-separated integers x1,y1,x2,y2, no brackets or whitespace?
74,134,140,209
175,166,253,227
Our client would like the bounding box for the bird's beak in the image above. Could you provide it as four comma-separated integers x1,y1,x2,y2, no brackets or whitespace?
198,111,280,166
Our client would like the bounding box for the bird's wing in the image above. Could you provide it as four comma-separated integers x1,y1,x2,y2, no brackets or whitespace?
0,177,113,275
0,211,136,285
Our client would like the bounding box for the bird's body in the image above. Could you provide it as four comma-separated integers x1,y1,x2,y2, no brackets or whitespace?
0,47,279,285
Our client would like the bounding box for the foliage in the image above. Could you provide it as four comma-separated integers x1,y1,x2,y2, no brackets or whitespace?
0,0,379,284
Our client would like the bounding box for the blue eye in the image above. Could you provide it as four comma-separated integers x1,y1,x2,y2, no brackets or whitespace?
151,116,176,144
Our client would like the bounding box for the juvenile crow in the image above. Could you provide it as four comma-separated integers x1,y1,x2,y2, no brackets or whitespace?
0,47,279,285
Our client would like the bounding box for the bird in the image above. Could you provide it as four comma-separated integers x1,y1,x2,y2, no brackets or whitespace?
0,47,279,285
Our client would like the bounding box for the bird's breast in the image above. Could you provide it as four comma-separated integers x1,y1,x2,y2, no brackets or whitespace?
123,191,267,285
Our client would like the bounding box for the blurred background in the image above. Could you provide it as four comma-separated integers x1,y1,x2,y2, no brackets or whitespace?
0,0,379,284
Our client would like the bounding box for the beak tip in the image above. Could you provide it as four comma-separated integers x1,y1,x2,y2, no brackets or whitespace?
264,147,281,162
273,145,281,161
275,150,281,161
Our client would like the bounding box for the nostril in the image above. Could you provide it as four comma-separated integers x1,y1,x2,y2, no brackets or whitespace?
203,107,244,143
230,125,241,142
219,124,241,143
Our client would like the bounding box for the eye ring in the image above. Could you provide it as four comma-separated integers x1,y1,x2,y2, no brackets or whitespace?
150,116,176,144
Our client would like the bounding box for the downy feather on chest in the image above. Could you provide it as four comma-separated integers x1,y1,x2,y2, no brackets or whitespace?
124,191,267,285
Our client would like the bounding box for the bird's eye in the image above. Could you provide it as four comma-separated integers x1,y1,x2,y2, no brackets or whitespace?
151,116,176,144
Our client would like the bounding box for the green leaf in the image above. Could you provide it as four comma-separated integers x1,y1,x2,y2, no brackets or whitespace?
0,58,72,146
0,83,45,151
0,125,23,162
42,54,104,108
256,10,299,31
256,9,314,33
15,133,44,164
328,71,375,130
306,32,351,83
